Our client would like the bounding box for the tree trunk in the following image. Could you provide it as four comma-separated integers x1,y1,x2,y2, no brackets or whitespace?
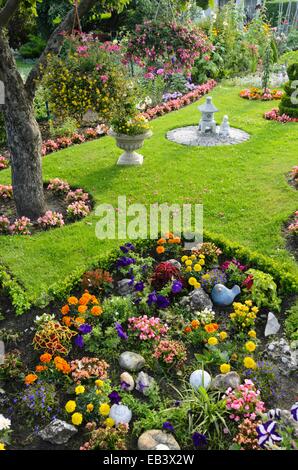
0,31,45,219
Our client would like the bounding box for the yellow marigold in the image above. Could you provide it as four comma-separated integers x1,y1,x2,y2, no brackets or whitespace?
243,357,257,369
75,385,85,395
220,363,231,374
219,331,228,341
72,412,83,426
0,443,5,450
208,337,218,346
181,255,188,262
245,341,256,353
99,403,110,416
86,403,94,412
188,277,197,286
95,379,104,387
65,400,76,413
245,300,252,307
185,260,192,266
68,296,78,305
185,266,192,273
199,259,205,266
251,306,259,314
190,254,196,260
194,281,201,289
194,263,202,272
104,417,115,428
248,330,257,338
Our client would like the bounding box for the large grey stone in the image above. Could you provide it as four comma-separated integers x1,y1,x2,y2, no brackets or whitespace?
211,372,241,391
119,351,145,372
138,430,180,450
117,279,134,296
180,288,213,312
136,371,155,396
266,337,297,375
38,419,77,445
265,312,281,337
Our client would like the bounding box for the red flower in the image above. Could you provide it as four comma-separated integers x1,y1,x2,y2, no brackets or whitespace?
242,274,254,290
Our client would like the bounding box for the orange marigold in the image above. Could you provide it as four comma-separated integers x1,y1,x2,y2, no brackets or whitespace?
91,305,103,316
35,365,47,372
184,326,192,334
157,238,166,245
61,305,70,315
75,317,85,324
79,293,92,305
156,246,165,254
25,374,38,385
191,319,200,329
54,356,71,374
40,353,52,363
68,296,78,305
90,295,99,305
204,323,219,333
62,316,72,327
78,305,88,314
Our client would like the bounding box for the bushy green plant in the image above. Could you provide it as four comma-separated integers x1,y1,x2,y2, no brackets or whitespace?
49,117,78,138
19,34,46,59
285,303,298,341
34,85,49,121
138,75,165,107
102,296,138,325
244,268,281,311
279,63,298,118
0,350,25,381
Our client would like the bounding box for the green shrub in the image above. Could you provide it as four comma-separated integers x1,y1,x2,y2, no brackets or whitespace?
19,34,46,59
287,63,298,81
244,268,281,311
279,63,298,117
279,50,298,66
285,303,298,341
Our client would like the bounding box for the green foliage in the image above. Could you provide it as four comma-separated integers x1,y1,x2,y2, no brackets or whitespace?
265,1,298,27
279,50,298,67
279,63,298,118
0,350,25,381
102,296,137,325
244,268,281,311
49,117,78,138
138,75,166,106
0,328,22,344
287,63,298,81
34,85,49,121
285,303,298,341
19,34,46,59
0,266,32,315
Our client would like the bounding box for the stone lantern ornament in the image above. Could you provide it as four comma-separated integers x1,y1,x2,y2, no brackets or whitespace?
167,95,250,147
198,96,218,134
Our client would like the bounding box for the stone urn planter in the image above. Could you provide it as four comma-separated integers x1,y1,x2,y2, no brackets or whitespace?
109,129,152,166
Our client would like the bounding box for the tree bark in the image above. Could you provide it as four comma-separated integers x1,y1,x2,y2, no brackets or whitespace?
0,31,45,219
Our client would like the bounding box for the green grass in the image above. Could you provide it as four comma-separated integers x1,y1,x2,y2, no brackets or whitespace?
0,83,298,302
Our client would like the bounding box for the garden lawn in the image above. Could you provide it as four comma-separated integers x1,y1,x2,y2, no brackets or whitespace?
0,82,298,304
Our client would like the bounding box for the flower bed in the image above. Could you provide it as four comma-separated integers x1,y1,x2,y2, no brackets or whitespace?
0,179,92,235
240,87,283,101
0,236,297,450
264,108,298,123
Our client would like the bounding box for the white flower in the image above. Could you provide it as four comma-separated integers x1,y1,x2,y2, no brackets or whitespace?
0,414,11,431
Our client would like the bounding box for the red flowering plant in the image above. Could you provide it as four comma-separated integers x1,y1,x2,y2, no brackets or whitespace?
125,20,213,76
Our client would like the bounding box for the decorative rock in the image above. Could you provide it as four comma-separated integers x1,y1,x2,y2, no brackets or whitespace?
136,371,155,396
211,372,241,391
265,312,281,337
166,126,250,147
180,288,213,311
117,279,134,296
120,372,135,391
109,404,132,426
138,430,180,450
265,337,297,375
211,284,240,306
168,259,181,270
189,370,211,390
38,419,77,445
119,351,145,372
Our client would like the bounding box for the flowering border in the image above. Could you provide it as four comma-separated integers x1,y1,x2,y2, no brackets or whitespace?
239,88,283,101
264,108,298,123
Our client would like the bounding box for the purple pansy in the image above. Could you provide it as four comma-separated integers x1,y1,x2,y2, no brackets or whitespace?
147,291,157,306
75,334,84,348
256,421,282,448
120,243,135,253
120,381,130,390
135,281,144,292
162,422,175,433
291,402,298,422
116,256,136,268
78,324,92,335
172,280,183,294
108,391,121,405
156,295,170,309
192,432,207,448
115,322,128,340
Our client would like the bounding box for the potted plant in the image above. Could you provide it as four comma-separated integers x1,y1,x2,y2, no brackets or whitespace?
109,114,152,166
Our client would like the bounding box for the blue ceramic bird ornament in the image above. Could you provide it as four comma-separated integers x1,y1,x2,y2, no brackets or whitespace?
211,284,240,306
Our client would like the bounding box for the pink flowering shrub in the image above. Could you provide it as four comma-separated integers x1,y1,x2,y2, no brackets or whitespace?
47,179,70,195
66,201,90,220
264,108,298,123
153,339,187,367
9,217,32,235
66,189,90,204
0,185,13,200
56,137,73,148
223,380,266,422
0,215,10,234
0,155,9,170
84,128,98,140
128,315,169,341
37,211,64,229
71,133,86,144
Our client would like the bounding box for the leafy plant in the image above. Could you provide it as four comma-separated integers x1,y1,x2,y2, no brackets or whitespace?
285,303,298,341
244,269,281,311
19,34,46,59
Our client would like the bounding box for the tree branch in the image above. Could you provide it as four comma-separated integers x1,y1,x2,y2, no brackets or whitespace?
0,0,21,28
25,0,98,100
